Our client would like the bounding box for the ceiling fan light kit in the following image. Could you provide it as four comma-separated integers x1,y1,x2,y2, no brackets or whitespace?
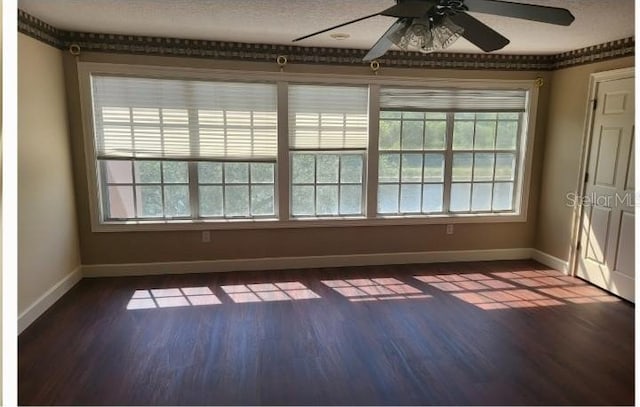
293,0,575,61
389,16,464,53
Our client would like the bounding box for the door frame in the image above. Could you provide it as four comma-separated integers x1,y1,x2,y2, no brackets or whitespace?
568,67,635,276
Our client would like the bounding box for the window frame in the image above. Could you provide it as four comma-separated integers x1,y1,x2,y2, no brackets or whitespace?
78,62,539,232
287,83,370,219
376,110,523,216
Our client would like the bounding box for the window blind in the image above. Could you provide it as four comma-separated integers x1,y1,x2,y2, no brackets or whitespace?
288,85,369,150
92,75,278,161
380,87,528,112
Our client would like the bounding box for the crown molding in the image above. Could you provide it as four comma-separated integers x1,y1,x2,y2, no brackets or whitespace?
18,9,634,72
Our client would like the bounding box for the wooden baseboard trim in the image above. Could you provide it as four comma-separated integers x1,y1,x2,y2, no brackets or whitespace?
82,248,533,278
530,249,569,274
18,266,83,334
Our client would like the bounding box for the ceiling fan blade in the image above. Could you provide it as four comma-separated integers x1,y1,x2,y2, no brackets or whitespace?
363,19,406,61
292,12,381,42
380,0,437,18
449,12,510,52
464,0,575,26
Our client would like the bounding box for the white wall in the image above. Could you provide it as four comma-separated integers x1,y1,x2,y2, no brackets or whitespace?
18,33,81,326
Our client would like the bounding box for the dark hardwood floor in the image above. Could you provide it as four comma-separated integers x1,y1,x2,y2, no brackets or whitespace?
19,260,634,405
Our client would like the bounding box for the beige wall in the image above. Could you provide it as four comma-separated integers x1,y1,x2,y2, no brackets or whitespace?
535,56,634,261
20,31,634,270
18,34,81,314
1,4,3,399
63,52,551,265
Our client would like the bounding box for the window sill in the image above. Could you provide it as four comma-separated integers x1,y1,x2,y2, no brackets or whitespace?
93,212,526,232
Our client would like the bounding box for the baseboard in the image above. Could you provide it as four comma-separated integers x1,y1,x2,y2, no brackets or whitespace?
18,266,83,334
82,248,533,278
530,249,569,274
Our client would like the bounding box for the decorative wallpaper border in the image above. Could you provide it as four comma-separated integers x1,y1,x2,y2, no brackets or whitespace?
552,37,635,69
18,9,65,49
18,9,634,71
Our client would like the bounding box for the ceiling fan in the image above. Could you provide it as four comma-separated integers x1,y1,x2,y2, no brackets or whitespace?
292,0,575,61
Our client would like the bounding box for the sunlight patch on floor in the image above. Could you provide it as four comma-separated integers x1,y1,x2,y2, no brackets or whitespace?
127,287,221,309
221,282,321,303
322,278,430,302
414,269,619,310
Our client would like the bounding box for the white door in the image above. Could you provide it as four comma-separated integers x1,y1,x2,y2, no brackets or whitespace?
577,74,635,302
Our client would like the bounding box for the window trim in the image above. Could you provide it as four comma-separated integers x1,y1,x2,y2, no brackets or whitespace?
78,62,539,232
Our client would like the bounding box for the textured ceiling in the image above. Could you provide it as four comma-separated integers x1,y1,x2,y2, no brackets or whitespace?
19,0,635,54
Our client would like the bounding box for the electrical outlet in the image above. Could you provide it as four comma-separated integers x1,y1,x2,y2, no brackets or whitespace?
446,224,454,235
202,231,211,243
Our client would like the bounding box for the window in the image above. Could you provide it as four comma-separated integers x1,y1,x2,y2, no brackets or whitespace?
197,162,275,218
91,75,278,220
378,111,447,214
288,85,368,217
102,160,191,219
377,87,527,216
450,112,520,212
291,153,364,216
83,64,536,229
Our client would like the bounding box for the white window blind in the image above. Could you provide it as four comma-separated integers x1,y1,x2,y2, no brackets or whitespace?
92,75,278,161
288,85,369,150
380,87,528,112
